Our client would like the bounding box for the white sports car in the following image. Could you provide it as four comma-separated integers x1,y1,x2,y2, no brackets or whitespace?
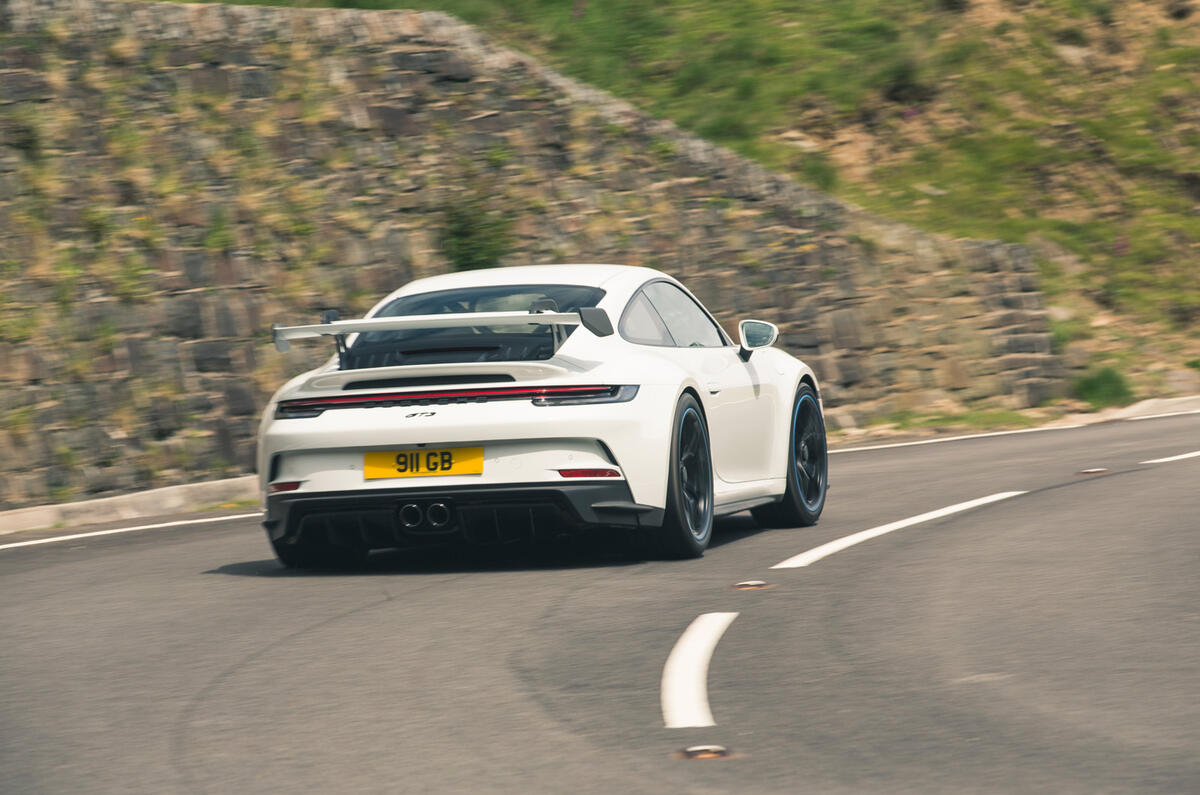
259,264,827,567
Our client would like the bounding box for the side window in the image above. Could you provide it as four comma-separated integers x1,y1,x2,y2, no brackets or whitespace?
643,282,725,348
619,291,675,346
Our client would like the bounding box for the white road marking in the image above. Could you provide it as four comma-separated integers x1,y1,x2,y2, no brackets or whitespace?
830,425,1084,454
0,513,263,552
1140,450,1200,464
1126,409,1200,421
661,612,739,729
771,492,1026,569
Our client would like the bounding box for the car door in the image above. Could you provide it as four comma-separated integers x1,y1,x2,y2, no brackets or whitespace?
638,281,777,484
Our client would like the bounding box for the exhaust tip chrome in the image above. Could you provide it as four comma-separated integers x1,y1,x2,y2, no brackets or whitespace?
427,502,452,528
399,504,423,529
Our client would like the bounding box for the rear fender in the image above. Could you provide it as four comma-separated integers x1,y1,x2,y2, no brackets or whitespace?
586,383,680,510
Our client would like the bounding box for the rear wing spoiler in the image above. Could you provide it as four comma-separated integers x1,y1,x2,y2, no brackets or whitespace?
272,306,614,364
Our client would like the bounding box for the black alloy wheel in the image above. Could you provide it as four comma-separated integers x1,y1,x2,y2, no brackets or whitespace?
649,393,714,559
752,382,828,528
678,406,713,541
792,389,827,513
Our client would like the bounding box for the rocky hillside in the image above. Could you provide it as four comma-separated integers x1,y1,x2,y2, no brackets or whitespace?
363,0,1200,390
0,0,1080,507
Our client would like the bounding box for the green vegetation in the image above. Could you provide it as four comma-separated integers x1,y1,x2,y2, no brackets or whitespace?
878,408,1043,432
198,498,262,511
204,206,235,254
194,0,1199,329
2,406,35,435
439,191,514,271
1073,366,1135,409
1,107,44,162
111,251,154,304
53,444,79,469
483,146,512,169
0,294,36,343
1049,316,1092,353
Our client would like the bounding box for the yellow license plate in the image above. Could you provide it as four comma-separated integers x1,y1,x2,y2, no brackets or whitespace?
363,447,484,479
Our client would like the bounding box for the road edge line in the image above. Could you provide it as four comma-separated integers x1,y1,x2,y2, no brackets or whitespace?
0,513,264,552
829,425,1084,455
1126,409,1200,421
1140,450,1200,464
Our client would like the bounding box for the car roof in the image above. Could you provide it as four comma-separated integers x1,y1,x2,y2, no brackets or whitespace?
370,264,674,314
360,263,733,345
395,264,661,292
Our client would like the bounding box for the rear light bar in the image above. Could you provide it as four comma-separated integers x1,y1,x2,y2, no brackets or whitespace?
533,384,638,407
276,385,637,418
268,481,301,493
558,468,621,478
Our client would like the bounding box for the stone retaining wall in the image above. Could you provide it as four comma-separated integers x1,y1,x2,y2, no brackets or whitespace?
0,0,1064,507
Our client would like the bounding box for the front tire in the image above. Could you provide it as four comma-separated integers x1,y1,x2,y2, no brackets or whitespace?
649,393,714,559
752,382,828,528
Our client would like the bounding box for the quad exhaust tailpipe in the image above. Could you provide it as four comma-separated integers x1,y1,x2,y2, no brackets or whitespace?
427,503,451,529
397,502,455,533
399,504,423,529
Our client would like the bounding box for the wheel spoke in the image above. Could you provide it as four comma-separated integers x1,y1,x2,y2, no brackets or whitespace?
682,474,697,499
803,465,818,500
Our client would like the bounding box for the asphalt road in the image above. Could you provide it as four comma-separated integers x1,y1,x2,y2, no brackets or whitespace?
2,415,1198,794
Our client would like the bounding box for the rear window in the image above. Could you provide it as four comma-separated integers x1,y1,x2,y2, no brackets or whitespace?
343,284,606,369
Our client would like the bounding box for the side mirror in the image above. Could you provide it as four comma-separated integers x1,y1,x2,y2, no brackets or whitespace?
738,319,778,361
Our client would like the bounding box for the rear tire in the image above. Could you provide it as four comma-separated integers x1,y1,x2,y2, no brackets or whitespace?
752,382,827,528
649,393,714,559
271,537,365,571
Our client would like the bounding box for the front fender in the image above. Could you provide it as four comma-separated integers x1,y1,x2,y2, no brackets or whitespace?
753,349,822,482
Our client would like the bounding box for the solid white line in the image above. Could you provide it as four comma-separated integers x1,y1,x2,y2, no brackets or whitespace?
771,492,1026,569
830,425,1084,454
1127,409,1200,421
1140,450,1200,464
0,513,263,552
661,612,739,729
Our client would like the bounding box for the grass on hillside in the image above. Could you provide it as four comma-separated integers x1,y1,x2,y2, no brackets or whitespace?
874,407,1045,432
198,498,262,511
1073,365,1136,408
198,0,1200,333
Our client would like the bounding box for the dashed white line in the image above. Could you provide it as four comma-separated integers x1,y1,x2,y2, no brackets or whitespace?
661,612,739,729
1140,450,1200,465
0,513,263,552
830,425,1084,454
771,492,1027,569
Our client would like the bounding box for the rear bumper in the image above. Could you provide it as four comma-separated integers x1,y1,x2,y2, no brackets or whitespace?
258,383,681,511
264,482,664,550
